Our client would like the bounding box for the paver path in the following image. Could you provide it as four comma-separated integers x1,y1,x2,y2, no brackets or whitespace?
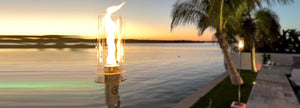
247,66,300,108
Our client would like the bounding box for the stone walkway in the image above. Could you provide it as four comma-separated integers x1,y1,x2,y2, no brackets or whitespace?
247,66,300,108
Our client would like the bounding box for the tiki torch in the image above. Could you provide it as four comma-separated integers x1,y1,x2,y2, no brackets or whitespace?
231,38,246,108
95,3,127,107
238,38,244,104
95,2,126,83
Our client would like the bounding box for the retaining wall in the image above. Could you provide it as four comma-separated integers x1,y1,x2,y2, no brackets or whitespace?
230,52,300,70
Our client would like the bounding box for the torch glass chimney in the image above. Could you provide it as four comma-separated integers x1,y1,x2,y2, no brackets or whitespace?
98,15,125,68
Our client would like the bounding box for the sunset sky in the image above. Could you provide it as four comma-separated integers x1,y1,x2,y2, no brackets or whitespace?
0,0,299,41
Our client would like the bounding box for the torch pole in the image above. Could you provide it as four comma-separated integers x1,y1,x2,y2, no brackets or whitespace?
238,49,241,105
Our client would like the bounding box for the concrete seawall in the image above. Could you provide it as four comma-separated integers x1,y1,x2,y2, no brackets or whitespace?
172,72,228,108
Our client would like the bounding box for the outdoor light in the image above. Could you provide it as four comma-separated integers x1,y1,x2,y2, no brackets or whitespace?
238,38,244,50
95,2,126,83
238,38,244,105
95,3,127,107
231,37,246,108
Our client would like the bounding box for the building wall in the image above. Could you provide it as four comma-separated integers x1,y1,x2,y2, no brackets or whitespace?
230,52,300,70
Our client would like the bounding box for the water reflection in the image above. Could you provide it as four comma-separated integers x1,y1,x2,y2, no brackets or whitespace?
0,43,224,108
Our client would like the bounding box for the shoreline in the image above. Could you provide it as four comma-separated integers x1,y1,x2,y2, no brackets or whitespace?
172,72,228,108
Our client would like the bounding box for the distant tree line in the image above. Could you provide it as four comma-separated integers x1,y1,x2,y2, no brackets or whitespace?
0,35,216,49
242,29,300,53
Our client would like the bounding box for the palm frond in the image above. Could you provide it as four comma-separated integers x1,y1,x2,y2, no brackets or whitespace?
171,1,206,31
255,8,280,38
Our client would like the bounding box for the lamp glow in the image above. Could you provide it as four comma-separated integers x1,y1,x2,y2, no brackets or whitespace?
238,38,244,50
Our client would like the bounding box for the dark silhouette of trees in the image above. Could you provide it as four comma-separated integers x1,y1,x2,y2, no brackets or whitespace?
241,29,300,53
274,29,300,53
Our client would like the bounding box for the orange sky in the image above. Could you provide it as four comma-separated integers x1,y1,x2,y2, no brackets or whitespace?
0,0,214,41
0,0,299,41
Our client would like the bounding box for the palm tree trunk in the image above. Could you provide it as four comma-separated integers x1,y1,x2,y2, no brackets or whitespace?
220,0,224,31
217,32,244,85
219,0,243,85
251,40,258,72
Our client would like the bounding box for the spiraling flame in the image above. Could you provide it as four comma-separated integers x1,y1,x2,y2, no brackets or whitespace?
103,2,125,66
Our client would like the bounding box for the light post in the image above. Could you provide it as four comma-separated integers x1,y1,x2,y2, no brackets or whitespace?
231,38,246,108
238,38,244,105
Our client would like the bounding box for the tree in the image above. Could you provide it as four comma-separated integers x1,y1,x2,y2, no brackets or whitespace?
238,0,293,71
171,0,246,85
276,29,300,53
239,8,281,72
170,0,293,85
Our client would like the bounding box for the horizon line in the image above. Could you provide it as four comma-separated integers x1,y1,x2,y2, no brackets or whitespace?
0,34,215,42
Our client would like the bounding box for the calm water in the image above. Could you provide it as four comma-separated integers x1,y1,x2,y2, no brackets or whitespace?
0,43,225,108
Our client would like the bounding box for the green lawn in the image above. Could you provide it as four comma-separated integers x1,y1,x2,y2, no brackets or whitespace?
191,70,258,108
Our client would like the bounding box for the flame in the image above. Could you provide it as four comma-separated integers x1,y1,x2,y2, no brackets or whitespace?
102,2,125,66
238,39,244,50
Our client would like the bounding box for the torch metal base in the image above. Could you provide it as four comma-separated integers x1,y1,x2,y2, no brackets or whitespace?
95,67,127,75
95,70,126,75
231,101,246,108
95,67,127,84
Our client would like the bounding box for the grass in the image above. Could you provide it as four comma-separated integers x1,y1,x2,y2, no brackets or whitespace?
191,70,258,108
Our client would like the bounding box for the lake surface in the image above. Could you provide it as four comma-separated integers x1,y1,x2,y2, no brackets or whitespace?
0,43,225,108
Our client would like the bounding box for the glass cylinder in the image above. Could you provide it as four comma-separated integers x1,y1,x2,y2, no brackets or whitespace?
97,15,125,67
96,15,126,83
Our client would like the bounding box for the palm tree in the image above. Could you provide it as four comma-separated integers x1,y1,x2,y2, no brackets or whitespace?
240,8,281,72
171,0,248,85
171,0,293,85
